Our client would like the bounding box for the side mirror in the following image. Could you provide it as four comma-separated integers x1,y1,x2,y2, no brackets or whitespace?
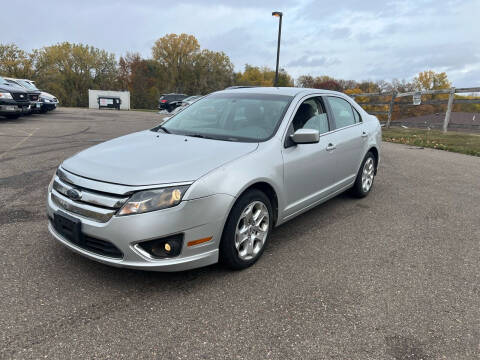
290,128,320,144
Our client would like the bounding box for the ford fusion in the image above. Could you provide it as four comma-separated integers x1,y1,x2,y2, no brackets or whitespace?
47,87,381,271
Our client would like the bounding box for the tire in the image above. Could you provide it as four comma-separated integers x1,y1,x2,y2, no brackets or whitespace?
351,151,376,198
220,189,273,270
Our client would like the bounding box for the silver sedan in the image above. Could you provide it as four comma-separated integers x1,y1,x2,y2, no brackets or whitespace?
47,87,381,271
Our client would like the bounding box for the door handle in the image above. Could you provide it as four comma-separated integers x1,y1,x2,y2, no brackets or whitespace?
361,131,368,138
326,143,336,151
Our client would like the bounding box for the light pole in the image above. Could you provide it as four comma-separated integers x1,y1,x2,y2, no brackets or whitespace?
272,11,283,87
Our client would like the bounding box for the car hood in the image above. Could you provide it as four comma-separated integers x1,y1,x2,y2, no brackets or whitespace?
61,130,258,186
40,91,56,99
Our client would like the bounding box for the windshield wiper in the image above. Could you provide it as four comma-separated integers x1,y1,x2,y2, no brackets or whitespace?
158,125,170,134
186,134,241,142
187,133,210,139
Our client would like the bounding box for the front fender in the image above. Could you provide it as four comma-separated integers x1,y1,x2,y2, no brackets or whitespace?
185,140,286,223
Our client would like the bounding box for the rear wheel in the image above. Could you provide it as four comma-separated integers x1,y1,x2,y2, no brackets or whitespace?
220,189,272,270
351,151,376,198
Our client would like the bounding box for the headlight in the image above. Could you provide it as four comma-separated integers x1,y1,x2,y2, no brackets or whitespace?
0,92,13,99
118,186,189,216
48,171,56,193
42,98,51,102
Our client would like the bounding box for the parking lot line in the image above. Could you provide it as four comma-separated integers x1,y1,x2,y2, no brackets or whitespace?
0,128,38,160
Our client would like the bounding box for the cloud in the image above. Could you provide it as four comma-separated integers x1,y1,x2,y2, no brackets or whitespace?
1,0,479,86
331,27,352,40
287,56,340,68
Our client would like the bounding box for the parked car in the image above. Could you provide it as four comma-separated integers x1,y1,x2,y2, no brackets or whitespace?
0,76,30,119
24,79,58,112
47,87,381,271
158,93,188,112
5,78,42,114
181,95,203,106
168,95,203,116
13,79,58,112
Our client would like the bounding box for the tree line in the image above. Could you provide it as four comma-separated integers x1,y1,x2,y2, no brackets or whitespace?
297,71,479,120
0,34,292,109
1,34,477,116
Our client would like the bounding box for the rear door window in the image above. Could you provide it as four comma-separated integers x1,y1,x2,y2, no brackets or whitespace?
353,107,362,123
326,97,356,129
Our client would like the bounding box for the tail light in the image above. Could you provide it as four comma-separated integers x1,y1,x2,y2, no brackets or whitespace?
160,100,167,103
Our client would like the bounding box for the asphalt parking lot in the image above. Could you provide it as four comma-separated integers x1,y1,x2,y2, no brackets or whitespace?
1,108,479,359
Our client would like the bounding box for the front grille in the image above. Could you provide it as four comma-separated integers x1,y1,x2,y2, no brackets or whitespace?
29,93,39,101
83,235,123,258
51,170,129,223
52,219,123,258
11,92,29,102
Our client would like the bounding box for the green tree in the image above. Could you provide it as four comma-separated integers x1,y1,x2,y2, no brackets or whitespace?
191,49,234,94
119,52,166,109
152,33,200,93
296,75,315,88
414,70,451,91
34,42,119,107
412,70,452,117
0,43,34,78
235,65,293,87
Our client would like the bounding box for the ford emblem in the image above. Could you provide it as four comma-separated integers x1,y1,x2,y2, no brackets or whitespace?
66,188,82,201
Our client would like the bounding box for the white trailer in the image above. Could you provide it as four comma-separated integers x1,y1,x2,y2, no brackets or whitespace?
88,90,130,110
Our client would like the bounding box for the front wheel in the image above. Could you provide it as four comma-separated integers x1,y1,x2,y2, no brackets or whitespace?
351,152,376,198
220,190,272,270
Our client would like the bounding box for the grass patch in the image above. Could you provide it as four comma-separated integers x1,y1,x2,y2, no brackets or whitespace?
382,127,480,157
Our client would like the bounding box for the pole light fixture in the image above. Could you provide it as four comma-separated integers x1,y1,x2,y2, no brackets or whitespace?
272,11,283,87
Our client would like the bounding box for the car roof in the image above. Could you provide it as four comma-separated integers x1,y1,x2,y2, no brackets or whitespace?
5,77,35,82
218,86,346,97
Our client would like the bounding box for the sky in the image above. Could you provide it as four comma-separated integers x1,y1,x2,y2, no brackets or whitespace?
3,0,480,87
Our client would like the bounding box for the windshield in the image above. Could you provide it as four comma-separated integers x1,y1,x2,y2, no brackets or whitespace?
17,80,38,90
157,92,292,142
0,76,9,85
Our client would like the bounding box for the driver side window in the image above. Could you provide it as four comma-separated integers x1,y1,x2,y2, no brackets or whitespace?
291,97,329,134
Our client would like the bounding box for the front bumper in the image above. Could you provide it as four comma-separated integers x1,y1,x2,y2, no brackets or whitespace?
0,99,30,115
47,191,234,271
41,100,57,111
30,101,44,112
0,104,22,114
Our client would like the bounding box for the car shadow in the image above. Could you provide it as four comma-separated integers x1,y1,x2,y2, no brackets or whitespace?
50,191,360,290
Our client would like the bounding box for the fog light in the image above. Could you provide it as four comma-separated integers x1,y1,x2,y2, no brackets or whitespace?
138,234,183,259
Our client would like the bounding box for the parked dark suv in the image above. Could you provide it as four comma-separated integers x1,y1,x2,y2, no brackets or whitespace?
5,78,42,114
158,93,188,112
0,76,30,119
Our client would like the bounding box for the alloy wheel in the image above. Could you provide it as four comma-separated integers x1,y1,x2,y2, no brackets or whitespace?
361,157,375,193
234,201,270,261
